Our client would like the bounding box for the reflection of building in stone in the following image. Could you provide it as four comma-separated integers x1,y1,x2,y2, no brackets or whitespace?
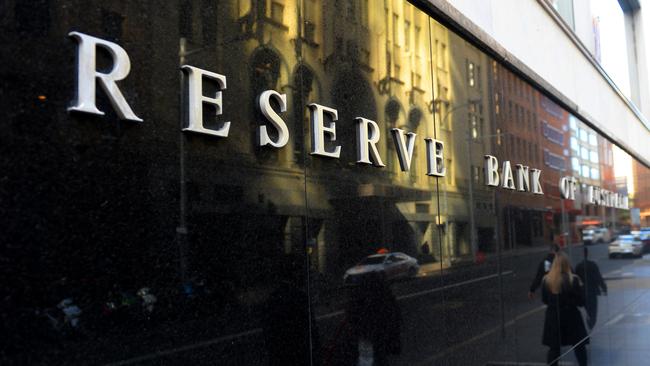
435,30,496,261
173,0,441,277
632,161,650,227
492,64,550,249
569,117,617,231
535,94,571,245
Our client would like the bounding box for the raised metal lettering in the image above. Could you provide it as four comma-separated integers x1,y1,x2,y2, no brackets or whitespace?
258,90,289,148
181,65,230,137
531,169,543,195
484,155,500,187
68,32,142,121
308,103,341,158
515,164,530,192
392,128,417,171
501,161,516,190
355,117,385,166
425,138,446,177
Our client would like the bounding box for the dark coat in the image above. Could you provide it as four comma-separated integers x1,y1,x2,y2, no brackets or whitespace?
541,274,589,347
325,273,401,366
262,281,317,366
575,260,607,297
529,253,556,293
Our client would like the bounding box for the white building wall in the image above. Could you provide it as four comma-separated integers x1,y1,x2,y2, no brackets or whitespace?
572,0,595,56
632,1,650,117
440,0,650,165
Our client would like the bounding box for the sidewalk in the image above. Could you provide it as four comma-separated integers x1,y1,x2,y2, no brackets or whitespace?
585,270,650,365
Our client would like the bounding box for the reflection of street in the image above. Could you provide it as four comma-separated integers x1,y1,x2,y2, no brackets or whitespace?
95,243,649,366
395,243,650,365
74,244,650,365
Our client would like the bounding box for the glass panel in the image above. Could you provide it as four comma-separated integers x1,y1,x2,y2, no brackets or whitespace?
2,2,312,364
433,25,516,366
304,3,445,366
3,1,650,365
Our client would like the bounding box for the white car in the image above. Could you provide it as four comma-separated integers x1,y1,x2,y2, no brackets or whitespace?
583,227,611,244
608,235,643,258
343,252,420,284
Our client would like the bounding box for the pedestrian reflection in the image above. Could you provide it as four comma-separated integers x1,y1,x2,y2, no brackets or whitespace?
261,254,317,366
575,247,607,329
334,272,402,366
541,251,588,366
528,244,560,300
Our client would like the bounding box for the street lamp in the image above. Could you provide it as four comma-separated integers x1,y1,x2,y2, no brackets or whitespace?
437,98,482,261
177,37,212,288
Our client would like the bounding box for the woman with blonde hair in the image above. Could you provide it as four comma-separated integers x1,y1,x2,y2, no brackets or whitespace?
541,251,588,366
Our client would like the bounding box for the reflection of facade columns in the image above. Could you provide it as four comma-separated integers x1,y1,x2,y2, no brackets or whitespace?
440,99,482,260
283,217,293,254
316,223,327,273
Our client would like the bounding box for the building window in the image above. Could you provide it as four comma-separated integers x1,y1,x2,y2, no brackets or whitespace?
542,121,565,145
496,128,502,145
569,116,577,131
588,133,597,146
411,72,422,88
590,167,600,180
304,21,316,43
581,165,590,178
469,102,482,139
404,20,411,52
468,61,475,87
544,150,567,171
271,1,285,24
589,150,599,163
346,0,356,21
579,128,588,142
361,0,369,26
472,165,481,183
570,136,579,151
581,147,589,160
414,26,421,56
551,0,576,30
437,42,446,69
393,13,399,46
572,157,580,171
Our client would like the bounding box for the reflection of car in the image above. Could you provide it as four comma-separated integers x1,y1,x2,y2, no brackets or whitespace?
632,230,650,253
608,235,643,258
583,227,611,244
343,252,420,284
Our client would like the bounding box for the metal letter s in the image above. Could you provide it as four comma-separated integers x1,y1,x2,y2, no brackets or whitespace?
258,90,289,148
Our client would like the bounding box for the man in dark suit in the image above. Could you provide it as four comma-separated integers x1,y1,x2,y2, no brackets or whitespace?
575,246,607,329
528,244,560,300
